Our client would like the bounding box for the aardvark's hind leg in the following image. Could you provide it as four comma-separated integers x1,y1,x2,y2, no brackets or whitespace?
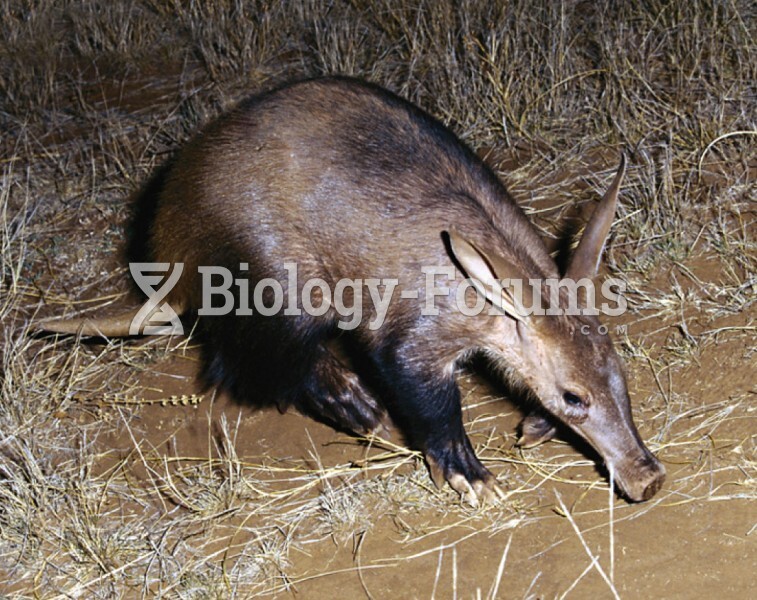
296,344,386,434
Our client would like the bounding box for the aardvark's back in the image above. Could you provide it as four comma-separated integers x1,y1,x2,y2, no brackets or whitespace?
148,77,556,298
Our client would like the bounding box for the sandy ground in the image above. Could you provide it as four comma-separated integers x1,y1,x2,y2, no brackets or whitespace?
80,253,754,598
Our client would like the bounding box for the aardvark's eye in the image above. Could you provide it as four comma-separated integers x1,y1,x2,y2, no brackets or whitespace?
563,391,585,407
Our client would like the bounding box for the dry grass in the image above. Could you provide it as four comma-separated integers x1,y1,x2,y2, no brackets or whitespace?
1,0,755,597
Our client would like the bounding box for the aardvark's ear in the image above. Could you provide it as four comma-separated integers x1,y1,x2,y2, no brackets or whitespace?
446,229,533,322
565,154,626,280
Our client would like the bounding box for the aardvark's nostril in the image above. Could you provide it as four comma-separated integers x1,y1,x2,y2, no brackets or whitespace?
641,472,665,501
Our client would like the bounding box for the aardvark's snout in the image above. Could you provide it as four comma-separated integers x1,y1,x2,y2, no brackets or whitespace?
614,454,666,502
